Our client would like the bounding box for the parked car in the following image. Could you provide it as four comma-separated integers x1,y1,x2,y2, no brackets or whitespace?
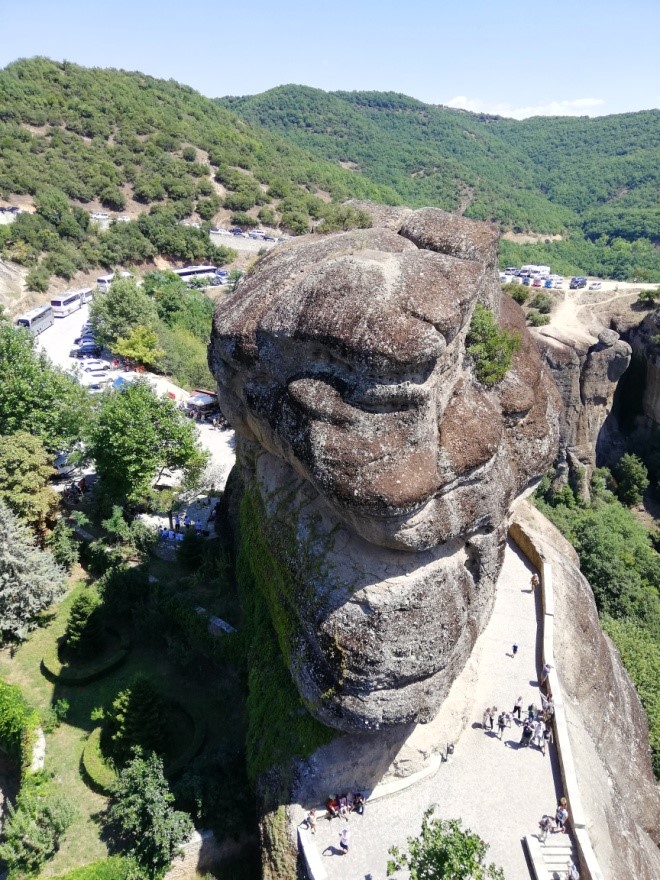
522,276,532,286
70,343,102,358
74,334,96,346
544,279,554,288
589,281,602,290
52,451,76,479
532,278,544,287
263,234,277,241
569,277,588,290
81,360,110,372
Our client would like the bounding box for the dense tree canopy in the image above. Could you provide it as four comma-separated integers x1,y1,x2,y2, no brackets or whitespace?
0,323,88,450
0,431,58,532
88,381,207,505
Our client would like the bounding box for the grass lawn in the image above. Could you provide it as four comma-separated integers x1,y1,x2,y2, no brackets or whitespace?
0,553,252,878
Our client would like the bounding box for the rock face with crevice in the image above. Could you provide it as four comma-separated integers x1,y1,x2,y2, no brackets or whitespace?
210,208,559,731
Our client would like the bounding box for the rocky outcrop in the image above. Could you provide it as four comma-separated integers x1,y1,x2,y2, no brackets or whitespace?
510,501,660,880
210,208,559,732
626,307,660,427
531,325,631,472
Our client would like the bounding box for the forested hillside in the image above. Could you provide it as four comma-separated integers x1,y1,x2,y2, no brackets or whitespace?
224,86,660,280
0,58,396,290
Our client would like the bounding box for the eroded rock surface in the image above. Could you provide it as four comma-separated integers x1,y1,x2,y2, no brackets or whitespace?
210,208,559,730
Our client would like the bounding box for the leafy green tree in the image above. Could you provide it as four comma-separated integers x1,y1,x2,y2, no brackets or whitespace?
0,324,88,449
228,269,243,293
387,808,505,880
0,500,66,640
0,431,59,532
113,325,165,369
615,453,649,506
529,291,552,313
89,279,159,348
466,304,521,387
47,518,79,570
0,774,76,877
64,590,102,657
89,381,207,505
106,749,192,878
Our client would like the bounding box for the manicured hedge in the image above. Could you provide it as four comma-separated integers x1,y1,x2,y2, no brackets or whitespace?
165,703,206,778
41,629,130,685
53,856,130,879
0,680,40,772
81,727,117,795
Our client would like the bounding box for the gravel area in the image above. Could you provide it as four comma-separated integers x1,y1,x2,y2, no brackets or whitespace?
308,541,573,880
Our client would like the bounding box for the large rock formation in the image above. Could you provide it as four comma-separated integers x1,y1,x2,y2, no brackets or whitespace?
531,324,631,475
210,208,559,731
626,307,660,427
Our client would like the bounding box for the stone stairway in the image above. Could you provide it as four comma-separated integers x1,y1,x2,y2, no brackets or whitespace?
524,833,577,880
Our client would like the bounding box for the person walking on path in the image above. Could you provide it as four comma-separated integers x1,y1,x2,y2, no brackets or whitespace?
541,723,553,756
565,861,579,880
520,721,533,747
538,814,553,843
489,707,497,730
306,808,317,834
512,642,519,657
482,707,491,730
497,711,507,740
541,662,553,686
512,696,523,722
533,719,545,749
555,802,569,833
531,572,540,592
339,826,351,855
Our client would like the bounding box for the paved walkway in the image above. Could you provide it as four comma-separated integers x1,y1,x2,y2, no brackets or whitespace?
309,541,569,880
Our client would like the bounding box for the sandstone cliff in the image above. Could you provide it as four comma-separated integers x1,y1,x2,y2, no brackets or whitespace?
511,501,660,880
626,307,660,428
210,208,559,732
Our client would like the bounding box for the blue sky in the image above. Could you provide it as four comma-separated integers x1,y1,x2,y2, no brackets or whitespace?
2,0,659,118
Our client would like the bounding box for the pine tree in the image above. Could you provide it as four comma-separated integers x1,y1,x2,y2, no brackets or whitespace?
104,676,167,765
0,500,66,640
63,591,102,657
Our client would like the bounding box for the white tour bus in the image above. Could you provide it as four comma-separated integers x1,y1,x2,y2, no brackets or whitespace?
51,290,83,317
172,265,217,284
96,271,133,292
15,305,54,336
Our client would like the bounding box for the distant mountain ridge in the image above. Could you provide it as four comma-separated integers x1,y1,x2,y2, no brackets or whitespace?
221,85,660,243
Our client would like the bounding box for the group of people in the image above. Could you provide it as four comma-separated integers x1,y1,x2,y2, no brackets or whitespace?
482,692,555,755
538,797,571,842
324,791,365,821
159,513,204,542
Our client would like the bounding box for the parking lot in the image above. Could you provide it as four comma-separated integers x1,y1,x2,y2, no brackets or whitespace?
37,305,237,490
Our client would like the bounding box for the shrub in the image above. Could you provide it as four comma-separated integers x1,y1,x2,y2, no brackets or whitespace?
527,310,551,327
0,680,40,771
41,629,130,686
530,291,553,313
81,540,122,576
510,287,529,304
0,774,76,877
257,206,277,226
96,564,150,615
466,304,521,387
52,856,131,880
637,288,659,307
47,519,79,570
229,212,259,227
81,727,117,795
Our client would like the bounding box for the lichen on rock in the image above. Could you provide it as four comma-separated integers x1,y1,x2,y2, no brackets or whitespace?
210,207,560,732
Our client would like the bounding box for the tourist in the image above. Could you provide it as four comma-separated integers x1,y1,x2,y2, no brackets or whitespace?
339,825,351,855
306,808,317,834
338,795,349,820
174,514,180,531
538,814,553,843
353,792,365,815
346,791,355,812
489,707,497,730
531,573,540,592
183,514,191,529
497,711,507,740
195,518,202,535
326,796,339,819
512,696,523,721
504,711,513,728
541,723,553,756
512,642,519,657
555,801,569,833
482,707,491,730
168,529,175,542
520,721,533,747
541,662,553,685
565,861,579,880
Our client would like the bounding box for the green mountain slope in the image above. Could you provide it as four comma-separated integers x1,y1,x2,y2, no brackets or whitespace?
0,58,398,290
223,86,660,280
